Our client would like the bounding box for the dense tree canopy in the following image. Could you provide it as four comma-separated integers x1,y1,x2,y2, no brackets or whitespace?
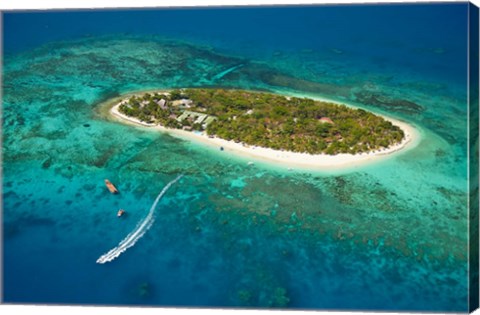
118,88,404,155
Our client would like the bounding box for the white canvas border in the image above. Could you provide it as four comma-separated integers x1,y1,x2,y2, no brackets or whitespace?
0,1,478,315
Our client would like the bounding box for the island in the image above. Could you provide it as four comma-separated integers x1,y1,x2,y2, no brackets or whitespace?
110,88,418,169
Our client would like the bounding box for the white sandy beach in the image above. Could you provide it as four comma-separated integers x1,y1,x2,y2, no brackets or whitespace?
109,96,420,170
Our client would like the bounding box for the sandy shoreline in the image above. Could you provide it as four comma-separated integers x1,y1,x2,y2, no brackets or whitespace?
109,94,420,170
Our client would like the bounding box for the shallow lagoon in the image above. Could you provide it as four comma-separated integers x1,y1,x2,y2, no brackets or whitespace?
2,4,471,311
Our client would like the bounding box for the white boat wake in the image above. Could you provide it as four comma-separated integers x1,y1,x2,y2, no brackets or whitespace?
96,175,183,264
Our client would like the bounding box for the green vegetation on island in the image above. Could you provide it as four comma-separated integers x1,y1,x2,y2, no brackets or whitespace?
118,88,405,155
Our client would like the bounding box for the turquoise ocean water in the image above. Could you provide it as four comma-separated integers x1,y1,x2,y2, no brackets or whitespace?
2,3,474,311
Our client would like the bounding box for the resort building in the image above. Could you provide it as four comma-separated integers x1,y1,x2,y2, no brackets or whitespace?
203,116,217,126
176,110,217,129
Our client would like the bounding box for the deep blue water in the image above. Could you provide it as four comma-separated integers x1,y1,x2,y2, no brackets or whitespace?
4,3,468,86
2,3,474,312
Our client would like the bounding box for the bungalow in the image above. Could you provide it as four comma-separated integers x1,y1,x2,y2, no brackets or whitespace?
203,116,217,128
194,114,208,124
156,99,167,110
172,99,193,108
176,111,191,122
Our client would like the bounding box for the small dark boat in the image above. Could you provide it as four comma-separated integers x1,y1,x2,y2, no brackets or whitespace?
117,209,125,217
220,146,224,151
105,179,118,194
